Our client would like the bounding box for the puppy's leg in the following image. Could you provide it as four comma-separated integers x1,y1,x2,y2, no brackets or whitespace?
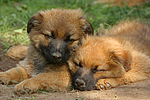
6,45,29,60
15,70,71,95
0,67,29,85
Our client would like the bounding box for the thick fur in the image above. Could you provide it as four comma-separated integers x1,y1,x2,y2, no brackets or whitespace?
0,9,93,95
69,21,150,90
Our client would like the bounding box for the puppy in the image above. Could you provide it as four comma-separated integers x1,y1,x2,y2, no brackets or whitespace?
0,8,93,95
69,21,150,90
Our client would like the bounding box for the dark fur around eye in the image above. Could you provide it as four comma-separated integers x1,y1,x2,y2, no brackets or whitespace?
91,66,98,73
64,35,77,43
51,31,55,39
74,61,82,68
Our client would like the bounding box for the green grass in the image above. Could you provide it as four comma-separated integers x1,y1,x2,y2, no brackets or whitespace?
0,0,150,49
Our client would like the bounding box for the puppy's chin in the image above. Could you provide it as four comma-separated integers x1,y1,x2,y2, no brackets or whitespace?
38,43,70,65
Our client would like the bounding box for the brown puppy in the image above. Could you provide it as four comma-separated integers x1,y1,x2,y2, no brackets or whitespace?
0,9,93,95
69,21,150,90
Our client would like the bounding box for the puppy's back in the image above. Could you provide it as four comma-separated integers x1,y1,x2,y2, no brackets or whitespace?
105,21,150,56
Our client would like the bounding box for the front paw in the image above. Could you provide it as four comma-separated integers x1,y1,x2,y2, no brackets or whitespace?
95,78,120,90
0,72,11,85
15,79,39,95
95,81,112,90
95,82,112,90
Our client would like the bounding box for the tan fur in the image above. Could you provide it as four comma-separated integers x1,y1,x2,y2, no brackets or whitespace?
69,21,150,90
0,9,93,95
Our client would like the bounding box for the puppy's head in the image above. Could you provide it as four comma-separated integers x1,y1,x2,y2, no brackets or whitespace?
27,9,93,64
70,36,132,90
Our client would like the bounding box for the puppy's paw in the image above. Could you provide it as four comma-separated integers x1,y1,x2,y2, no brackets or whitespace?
95,81,112,90
15,79,39,95
95,78,120,90
0,72,11,85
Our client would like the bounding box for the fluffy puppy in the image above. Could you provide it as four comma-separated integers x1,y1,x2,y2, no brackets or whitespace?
0,8,93,95
69,21,150,90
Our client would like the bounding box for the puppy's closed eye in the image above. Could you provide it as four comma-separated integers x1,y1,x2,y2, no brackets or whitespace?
91,66,106,73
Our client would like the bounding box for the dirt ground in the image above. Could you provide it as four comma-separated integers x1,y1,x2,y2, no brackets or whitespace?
0,42,150,100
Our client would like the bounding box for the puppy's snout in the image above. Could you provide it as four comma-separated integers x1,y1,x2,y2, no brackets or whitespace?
75,78,86,88
52,52,62,58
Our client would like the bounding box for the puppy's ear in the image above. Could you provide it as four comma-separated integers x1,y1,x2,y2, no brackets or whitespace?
27,12,44,34
109,50,132,72
79,17,94,35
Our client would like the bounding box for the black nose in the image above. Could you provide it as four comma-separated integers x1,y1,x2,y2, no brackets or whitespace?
75,78,86,88
52,52,62,58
